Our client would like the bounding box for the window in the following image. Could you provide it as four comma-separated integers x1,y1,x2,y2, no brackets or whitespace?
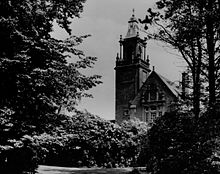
150,106,157,111
150,84,157,101
123,109,129,116
143,112,149,122
145,91,149,101
150,91,157,101
158,92,165,100
144,107,149,112
150,112,157,122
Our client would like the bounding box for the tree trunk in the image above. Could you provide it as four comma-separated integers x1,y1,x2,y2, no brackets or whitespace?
206,0,216,116
191,39,200,119
194,37,202,119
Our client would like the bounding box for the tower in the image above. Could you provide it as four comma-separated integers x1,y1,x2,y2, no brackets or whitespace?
115,11,151,123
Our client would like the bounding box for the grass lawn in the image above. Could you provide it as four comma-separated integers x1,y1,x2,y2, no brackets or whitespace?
37,165,133,174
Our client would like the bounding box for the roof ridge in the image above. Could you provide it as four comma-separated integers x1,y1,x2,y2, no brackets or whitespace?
130,71,181,105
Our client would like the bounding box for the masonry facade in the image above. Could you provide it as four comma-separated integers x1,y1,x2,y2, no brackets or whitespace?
115,13,181,123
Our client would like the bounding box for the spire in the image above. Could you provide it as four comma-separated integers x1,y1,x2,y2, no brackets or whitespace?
132,8,135,17
125,9,139,38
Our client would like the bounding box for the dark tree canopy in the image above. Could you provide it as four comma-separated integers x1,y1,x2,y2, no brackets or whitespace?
141,0,220,116
0,1,102,172
0,0,101,136
144,111,220,174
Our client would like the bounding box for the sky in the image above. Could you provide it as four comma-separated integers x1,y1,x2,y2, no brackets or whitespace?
53,0,185,120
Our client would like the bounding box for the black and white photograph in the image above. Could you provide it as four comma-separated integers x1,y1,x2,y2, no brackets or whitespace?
0,0,220,173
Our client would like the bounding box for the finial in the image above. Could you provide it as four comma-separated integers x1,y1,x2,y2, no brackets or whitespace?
116,53,119,61
132,8,135,16
146,55,150,66
146,55,150,62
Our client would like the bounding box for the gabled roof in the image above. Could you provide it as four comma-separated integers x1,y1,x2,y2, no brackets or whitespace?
131,71,181,105
157,73,181,97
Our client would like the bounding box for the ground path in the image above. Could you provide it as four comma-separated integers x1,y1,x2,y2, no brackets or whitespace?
37,165,133,174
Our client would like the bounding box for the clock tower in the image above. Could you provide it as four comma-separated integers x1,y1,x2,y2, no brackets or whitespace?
115,12,151,123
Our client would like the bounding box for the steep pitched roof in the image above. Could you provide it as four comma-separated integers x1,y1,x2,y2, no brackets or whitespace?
131,71,181,105
157,73,181,97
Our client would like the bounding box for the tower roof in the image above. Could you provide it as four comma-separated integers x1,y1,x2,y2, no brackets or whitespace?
125,9,140,38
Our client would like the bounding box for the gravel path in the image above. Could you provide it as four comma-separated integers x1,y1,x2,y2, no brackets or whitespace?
37,165,133,174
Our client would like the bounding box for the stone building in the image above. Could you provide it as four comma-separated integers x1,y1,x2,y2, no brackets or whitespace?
115,12,182,123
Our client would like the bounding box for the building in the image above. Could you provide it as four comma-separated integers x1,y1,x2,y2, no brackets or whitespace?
115,12,182,123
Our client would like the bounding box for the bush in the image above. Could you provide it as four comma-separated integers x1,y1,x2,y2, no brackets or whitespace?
0,135,39,174
35,112,150,168
0,112,150,170
128,168,141,174
144,111,220,174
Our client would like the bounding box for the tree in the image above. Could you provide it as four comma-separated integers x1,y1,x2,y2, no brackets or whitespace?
0,0,101,136
141,0,220,117
0,1,102,173
34,112,149,168
144,111,220,174
120,118,150,166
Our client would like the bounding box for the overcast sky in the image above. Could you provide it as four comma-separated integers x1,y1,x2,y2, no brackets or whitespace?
53,0,185,120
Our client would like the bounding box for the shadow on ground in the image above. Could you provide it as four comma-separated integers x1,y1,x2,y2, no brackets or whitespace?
37,165,132,174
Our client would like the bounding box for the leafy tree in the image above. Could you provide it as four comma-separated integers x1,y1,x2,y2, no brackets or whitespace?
120,118,150,166
144,111,220,174
0,0,101,173
0,0,101,136
141,0,220,117
33,112,149,168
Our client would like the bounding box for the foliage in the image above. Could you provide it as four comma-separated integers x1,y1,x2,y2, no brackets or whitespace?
128,168,142,174
0,0,101,136
0,112,149,170
141,0,220,116
0,135,39,174
144,111,220,174
120,118,150,166
0,0,102,173
33,112,149,168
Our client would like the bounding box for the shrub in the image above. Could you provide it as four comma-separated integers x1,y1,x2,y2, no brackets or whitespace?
35,112,150,168
144,111,220,174
0,135,39,174
128,168,141,174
